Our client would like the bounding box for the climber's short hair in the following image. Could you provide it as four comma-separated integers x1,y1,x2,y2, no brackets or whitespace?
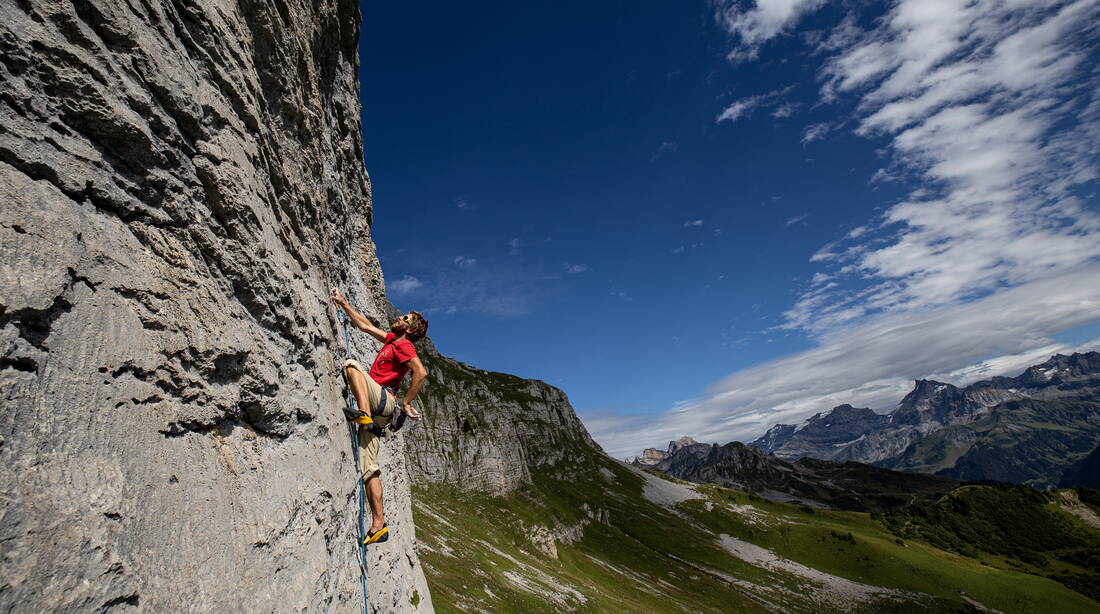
405,310,429,342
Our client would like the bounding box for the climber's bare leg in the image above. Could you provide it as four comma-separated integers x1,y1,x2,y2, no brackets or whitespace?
344,365,372,416
365,471,385,533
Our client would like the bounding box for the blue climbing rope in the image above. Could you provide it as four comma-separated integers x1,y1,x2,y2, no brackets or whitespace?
338,309,370,614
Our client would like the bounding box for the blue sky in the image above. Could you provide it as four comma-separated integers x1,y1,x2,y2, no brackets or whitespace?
359,1,1100,458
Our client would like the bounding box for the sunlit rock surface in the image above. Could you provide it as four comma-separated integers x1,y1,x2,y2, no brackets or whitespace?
0,1,430,611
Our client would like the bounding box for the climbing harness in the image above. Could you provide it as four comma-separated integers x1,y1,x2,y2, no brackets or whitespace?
337,309,371,614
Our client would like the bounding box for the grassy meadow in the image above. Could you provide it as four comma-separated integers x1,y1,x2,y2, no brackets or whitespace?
411,449,1100,613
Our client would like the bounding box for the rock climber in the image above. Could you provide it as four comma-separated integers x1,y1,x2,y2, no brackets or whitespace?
330,287,429,545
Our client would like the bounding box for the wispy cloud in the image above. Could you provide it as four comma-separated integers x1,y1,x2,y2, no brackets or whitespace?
454,255,477,268
772,102,799,118
507,238,521,255
587,0,1100,459
670,246,686,254
651,141,679,161
713,0,827,62
716,96,763,123
389,275,424,295
585,266,1100,457
716,86,796,124
718,0,1100,336
683,219,704,227
800,122,830,144
455,198,473,210
783,0,1100,336
564,263,588,274
785,213,809,227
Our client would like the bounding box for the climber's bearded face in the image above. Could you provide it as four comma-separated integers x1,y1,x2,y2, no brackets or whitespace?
389,318,409,335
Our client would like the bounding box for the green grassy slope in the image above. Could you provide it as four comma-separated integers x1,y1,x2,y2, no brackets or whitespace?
880,485,1100,602
412,449,1099,613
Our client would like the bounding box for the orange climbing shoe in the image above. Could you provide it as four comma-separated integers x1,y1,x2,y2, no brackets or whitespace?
348,413,374,426
364,524,389,545
342,404,373,425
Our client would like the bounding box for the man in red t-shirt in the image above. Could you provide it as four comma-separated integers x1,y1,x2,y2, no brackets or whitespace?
330,288,429,545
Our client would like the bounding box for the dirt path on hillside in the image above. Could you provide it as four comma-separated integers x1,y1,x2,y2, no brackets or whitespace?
1057,490,1100,529
717,533,907,608
620,461,705,507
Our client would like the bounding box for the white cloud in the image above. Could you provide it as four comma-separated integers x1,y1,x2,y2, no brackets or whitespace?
564,263,587,274
784,0,1100,335
587,1,1100,459
455,198,472,210
683,219,704,227
868,167,898,185
454,255,477,268
800,122,830,144
716,96,762,123
772,102,799,118
584,267,1100,458
717,86,796,123
714,0,827,62
785,213,809,226
507,238,521,255
389,275,424,295
670,246,686,254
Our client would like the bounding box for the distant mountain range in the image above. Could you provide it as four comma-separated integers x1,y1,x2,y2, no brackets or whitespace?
632,436,967,511
746,352,1100,488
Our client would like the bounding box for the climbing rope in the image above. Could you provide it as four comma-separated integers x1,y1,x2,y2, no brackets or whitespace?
338,309,371,614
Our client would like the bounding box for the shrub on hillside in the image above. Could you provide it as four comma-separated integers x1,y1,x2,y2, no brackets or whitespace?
877,484,1100,602
1076,486,1100,509
880,486,1080,556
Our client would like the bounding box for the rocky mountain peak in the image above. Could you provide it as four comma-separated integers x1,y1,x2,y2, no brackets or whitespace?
891,379,966,426
743,352,1100,482
901,380,960,405
631,446,671,467
1016,351,1100,386
668,435,700,454
814,404,879,424
751,423,797,453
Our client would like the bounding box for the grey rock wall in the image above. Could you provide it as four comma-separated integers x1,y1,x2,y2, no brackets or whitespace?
0,0,429,611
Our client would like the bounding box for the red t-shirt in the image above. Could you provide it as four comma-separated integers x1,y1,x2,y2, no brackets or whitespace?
368,333,417,390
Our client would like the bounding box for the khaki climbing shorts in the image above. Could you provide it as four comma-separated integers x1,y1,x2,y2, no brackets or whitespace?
342,359,395,478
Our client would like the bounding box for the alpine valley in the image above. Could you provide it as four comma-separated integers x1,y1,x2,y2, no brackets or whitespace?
409,350,1100,613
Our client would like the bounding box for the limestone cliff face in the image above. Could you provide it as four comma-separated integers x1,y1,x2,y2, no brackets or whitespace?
406,349,601,495
1,1,430,611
